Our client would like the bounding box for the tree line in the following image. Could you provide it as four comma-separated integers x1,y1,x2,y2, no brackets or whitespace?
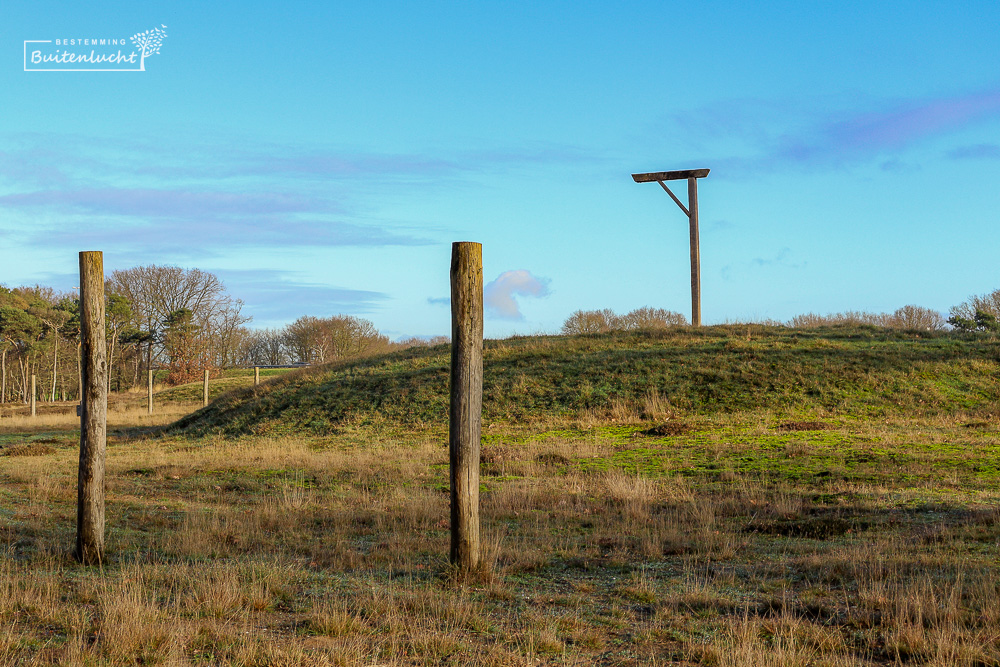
4,261,998,405
0,265,445,405
561,291,1000,334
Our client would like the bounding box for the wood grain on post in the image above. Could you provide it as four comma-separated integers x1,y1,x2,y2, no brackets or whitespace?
688,177,701,327
449,242,483,572
76,251,107,565
30,375,36,417
203,369,210,407
254,366,260,386
632,168,710,182
147,369,153,415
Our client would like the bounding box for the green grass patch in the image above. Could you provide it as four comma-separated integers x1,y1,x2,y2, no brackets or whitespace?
168,326,1000,437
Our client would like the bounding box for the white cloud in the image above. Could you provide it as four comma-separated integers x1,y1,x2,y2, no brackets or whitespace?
484,270,550,320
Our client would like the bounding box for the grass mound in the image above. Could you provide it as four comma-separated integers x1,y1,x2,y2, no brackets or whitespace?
169,325,1000,437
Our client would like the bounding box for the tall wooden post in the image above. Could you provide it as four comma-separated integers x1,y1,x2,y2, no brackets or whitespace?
449,242,483,572
632,168,710,327
687,177,701,327
254,366,260,386
147,369,154,415
203,369,210,406
76,251,107,565
30,375,36,417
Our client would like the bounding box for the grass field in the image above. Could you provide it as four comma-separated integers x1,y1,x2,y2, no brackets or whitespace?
0,327,998,665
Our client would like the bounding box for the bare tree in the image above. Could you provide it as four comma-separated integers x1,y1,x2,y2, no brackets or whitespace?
620,307,688,330
887,305,946,331
283,315,390,364
950,289,1000,324
561,309,621,335
562,307,687,335
238,328,289,366
284,316,327,364
790,307,945,331
397,335,450,348
789,311,883,328
108,265,251,377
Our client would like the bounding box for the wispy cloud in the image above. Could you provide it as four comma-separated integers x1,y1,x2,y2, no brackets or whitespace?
751,247,802,269
0,133,593,186
722,248,803,282
946,143,1000,160
774,88,1000,164
0,133,595,261
671,86,1000,173
484,270,550,320
0,188,326,217
213,268,389,324
20,216,427,256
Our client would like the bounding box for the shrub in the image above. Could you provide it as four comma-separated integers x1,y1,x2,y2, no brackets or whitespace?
620,307,688,330
561,307,687,335
885,305,946,331
789,306,945,331
948,309,1000,333
561,309,621,335
789,311,883,328
949,289,1000,332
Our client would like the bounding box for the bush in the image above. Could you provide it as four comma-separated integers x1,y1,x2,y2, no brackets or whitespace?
948,309,1000,333
949,289,1000,332
561,309,620,334
561,307,687,335
620,307,688,330
789,306,945,331
789,311,882,328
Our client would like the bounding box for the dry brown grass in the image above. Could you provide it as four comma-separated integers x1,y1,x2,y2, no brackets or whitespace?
0,402,199,434
0,411,998,665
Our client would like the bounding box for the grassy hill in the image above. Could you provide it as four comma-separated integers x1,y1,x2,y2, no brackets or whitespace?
145,367,293,405
169,325,1000,437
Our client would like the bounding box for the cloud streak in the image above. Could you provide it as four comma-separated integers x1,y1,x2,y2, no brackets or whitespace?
484,270,550,320
0,133,597,262
0,187,327,217
946,143,1000,160
673,86,1000,173
776,88,1000,164
213,268,389,324
20,215,428,255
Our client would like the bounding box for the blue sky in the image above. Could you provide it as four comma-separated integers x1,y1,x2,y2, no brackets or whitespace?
2,1,999,338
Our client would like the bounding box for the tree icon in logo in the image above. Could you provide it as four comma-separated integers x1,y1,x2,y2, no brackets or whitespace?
130,24,168,71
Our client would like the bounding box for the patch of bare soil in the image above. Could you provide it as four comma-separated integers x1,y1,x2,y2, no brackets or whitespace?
2,442,57,456
963,421,994,429
640,422,693,437
776,421,831,432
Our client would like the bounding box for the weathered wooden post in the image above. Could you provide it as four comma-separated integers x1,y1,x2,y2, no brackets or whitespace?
632,168,710,326
449,241,483,572
203,369,210,406
254,366,260,386
76,251,107,564
687,176,701,327
30,374,36,417
147,369,153,415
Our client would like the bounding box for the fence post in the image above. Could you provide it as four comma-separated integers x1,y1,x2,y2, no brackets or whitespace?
30,375,36,417
254,366,260,386
203,369,210,407
449,241,483,572
147,369,153,415
76,251,107,564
